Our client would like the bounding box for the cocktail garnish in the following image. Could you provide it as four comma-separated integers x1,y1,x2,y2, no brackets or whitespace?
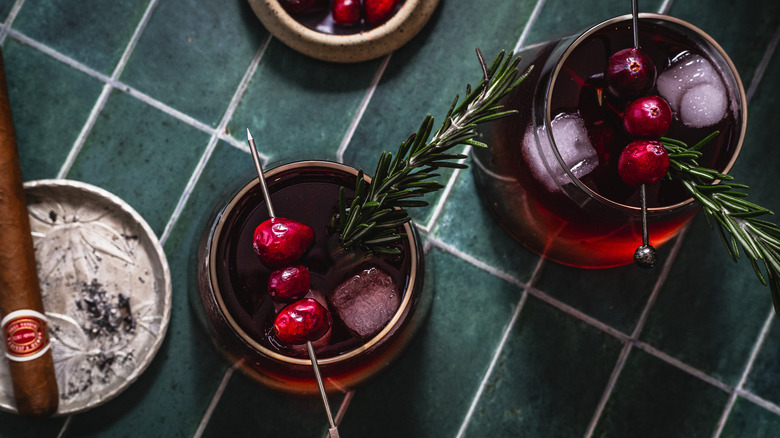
663,133,780,314
247,129,340,437
335,49,531,254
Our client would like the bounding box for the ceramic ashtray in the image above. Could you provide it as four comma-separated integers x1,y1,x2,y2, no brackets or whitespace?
0,180,172,415
247,0,440,63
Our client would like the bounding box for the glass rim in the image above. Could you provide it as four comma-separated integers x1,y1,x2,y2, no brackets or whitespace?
207,160,420,366
544,12,748,214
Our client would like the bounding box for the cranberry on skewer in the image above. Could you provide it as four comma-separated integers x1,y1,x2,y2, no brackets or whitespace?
268,265,312,302
246,129,340,437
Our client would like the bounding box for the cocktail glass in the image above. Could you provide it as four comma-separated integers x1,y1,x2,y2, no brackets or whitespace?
195,160,432,394
472,13,746,268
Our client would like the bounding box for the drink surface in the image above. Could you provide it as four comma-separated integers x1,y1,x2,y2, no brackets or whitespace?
472,15,744,268
548,19,738,208
213,166,412,359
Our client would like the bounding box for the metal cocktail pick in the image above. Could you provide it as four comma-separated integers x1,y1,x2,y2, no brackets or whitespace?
246,129,340,438
631,0,657,269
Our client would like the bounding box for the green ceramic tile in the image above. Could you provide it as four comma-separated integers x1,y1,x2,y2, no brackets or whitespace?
739,48,780,407
720,397,780,438
12,0,150,74
640,213,769,385
668,0,780,86
341,0,538,225
337,248,524,437
462,296,623,437
3,39,104,181
640,25,780,386
0,413,64,437
0,0,13,21
432,167,540,284
521,0,665,47
532,238,678,334
228,40,382,162
593,348,729,437
63,141,252,437
64,89,211,236
201,371,347,438
121,0,267,127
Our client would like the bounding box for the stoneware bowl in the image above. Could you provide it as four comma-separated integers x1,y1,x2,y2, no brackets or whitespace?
247,0,440,63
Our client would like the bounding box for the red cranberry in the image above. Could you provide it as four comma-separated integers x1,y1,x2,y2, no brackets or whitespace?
273,298,331,345
279,0,328,15
623,95,672,138
253,217,315,268
332,0,362,26
268,265,311,302
364,0,398,25
618,140,670,187
605,48,657,99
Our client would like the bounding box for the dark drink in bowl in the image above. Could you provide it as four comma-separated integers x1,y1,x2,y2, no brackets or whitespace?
196,161,431,394
473,13,746,268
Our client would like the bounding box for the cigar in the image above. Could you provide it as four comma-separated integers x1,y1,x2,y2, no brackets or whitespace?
0,47,59,417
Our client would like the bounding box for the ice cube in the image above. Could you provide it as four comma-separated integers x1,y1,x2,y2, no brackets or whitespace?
522,112,599,193
657,53,723,113
679,83,728,128
331,266,400,339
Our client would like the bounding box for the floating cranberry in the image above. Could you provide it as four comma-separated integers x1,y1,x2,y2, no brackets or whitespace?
268,265,311,302
365,0,398,25
332,0,362,26
623,95,672,138
605,48,657,99
253,217,315,268
273,298,332,345
279,0,328,15
617,140,670,187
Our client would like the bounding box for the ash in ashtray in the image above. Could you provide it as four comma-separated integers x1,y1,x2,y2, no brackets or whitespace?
77,279,136,339
57,279,138,400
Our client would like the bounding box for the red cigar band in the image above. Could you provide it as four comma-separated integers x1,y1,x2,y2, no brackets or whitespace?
2,309,50,362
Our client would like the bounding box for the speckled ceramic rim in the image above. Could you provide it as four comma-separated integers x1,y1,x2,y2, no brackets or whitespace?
247,0,440,63
208,160,419,366
545,13,747,215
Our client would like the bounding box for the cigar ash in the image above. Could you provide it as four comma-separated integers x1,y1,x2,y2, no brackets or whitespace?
0,180,173,415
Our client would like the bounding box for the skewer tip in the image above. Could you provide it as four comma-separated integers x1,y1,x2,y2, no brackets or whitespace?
246,128,253,141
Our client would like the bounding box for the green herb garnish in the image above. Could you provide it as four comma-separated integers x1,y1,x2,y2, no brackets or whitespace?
663,133,780,314
336,49,531,254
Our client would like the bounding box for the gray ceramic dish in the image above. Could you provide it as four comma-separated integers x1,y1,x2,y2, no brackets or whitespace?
0,180,172,415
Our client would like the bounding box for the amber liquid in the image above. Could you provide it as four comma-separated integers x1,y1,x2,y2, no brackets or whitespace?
473,16,743,268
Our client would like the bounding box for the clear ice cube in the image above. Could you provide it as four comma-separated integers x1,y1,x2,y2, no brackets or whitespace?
522,112,599,193
657,52,727,127
331,266,400,339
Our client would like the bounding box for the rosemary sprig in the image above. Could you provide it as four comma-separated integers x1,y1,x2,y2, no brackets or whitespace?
336,49,531,254
662,133,780,314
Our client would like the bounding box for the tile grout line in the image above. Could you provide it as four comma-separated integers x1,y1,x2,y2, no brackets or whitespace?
513,0,547,53
3,26,253,154
0,0,25,43
422,150,471,233
428,237,528,289
56,0,162,179
583,224,691,437
455,257,544,438
736,387,780,416
193,361,242,438
746,22,780,104
159,34,271,245
336,53,392,163
52,1,160,435
658,0,674,15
